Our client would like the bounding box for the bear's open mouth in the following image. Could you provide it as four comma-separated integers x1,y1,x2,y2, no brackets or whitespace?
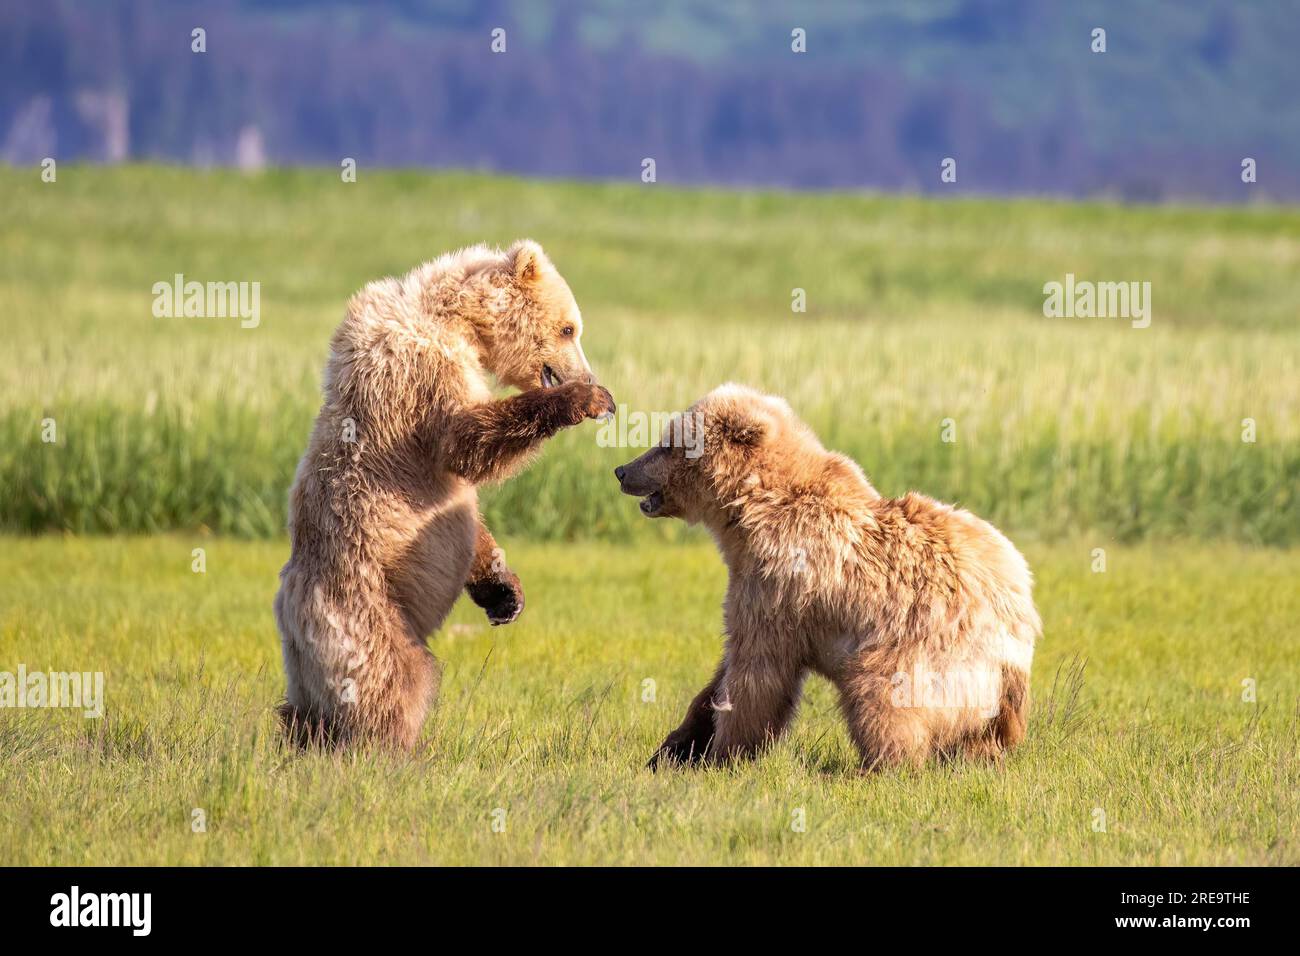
541,364,560,388
639,491,664,516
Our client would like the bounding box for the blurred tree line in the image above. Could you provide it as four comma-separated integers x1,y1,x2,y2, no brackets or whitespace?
1,0,1295,200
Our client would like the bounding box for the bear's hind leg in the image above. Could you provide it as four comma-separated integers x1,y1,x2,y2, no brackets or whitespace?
370,636,440,751
950,664,1031,764
837,676,931,773
277,578,440,752
340,622,441,752
993,664,1029,751
276,582,342,749
278,700,340,749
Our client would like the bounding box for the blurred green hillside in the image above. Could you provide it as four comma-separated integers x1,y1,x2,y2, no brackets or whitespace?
2,165,1298,542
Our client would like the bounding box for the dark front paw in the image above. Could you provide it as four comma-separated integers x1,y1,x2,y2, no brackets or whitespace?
466,570,524,626
647,731,712,771
553,382,616,427
584,384,617,421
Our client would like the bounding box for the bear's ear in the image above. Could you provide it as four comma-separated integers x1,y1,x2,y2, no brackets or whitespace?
716,405,774,448
508,239,545,285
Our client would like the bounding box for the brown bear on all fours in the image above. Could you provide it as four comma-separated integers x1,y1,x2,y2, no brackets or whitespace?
616,384,1039,771
275,240,614,750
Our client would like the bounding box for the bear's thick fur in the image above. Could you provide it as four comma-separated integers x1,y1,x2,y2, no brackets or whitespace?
616,384,1040,771
275,240,614,750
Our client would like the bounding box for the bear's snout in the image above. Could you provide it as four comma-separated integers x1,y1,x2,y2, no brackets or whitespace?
615,461,654,495
615,457,666,517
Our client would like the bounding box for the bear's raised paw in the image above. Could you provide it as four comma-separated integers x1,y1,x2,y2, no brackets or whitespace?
550,381,616,427
467,569,525,626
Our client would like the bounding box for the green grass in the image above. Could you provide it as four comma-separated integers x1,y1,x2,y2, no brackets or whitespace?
2,166,1296,863
0,535,1295,866
3,165,1298,542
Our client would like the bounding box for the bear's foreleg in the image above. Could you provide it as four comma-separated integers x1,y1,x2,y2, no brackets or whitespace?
444,381,615,484
707,650,807,766
464,516,525,626
647,660,726,769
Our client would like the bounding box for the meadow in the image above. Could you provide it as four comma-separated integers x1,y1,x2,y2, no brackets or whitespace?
2,166,1298,542
0,166,1297,865
1,535,1295,866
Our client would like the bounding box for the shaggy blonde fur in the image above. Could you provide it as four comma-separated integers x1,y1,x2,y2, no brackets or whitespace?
616,384,1040,771
275,240,614,750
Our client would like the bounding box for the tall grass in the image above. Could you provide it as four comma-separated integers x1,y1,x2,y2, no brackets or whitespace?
3,166,1298,541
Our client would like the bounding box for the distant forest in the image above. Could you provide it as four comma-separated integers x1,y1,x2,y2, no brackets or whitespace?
3,0,1297,201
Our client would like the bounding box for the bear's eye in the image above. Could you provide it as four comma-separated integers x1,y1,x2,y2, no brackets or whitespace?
561,325,575,337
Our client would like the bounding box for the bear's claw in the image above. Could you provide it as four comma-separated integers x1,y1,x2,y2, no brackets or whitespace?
467,572,525,626
487,598,523,626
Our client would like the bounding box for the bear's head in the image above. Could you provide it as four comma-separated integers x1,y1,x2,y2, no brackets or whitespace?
615,384,806,528
485,239,599,394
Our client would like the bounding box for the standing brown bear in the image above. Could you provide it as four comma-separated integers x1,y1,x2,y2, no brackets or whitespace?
616,384,1039,772
275,240,614,750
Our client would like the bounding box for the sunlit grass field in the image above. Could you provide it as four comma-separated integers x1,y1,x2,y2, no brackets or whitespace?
1,535,1295,866
1,166,1297,866
2,166,1298,542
